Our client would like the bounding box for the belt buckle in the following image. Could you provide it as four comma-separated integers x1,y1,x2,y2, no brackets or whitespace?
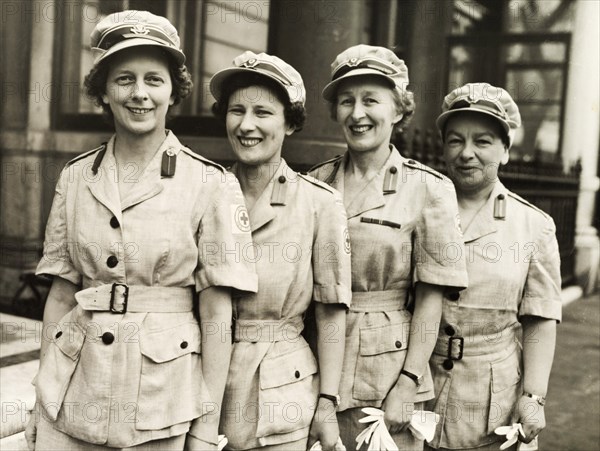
447,336,464,360
110,283,129,314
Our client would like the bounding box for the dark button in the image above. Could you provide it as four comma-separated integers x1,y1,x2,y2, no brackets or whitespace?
446,291,460,301
390,166,397,174
497,194,505,200
278,175,286,183
110,216,120,228
55,331,62,339
443,359,454,370
395,340,402,349
445,325,456,336
106,255,118,268
180,341,188,349
102,332,115,345
408,159,416,165
294,370,300,379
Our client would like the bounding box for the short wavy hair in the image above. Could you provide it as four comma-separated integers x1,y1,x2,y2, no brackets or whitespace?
328,82,415,133
211,72,306,132
83,50,193,122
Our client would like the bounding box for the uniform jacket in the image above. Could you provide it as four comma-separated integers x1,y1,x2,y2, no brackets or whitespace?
427,180,562,449
35,132,257,447
221,159,352,449
310,146,469,411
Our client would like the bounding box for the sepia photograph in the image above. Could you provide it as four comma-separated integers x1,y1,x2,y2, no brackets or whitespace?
1,1,598,450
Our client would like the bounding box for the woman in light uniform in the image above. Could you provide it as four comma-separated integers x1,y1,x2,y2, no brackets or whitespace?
426,83,562,450
209,52,351,451
27,11,257,450
310,44,469,450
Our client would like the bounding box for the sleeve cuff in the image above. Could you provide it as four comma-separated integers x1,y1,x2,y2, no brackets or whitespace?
414,264,468,291
195,269,258,295
519,297,562,323
312,283,352,307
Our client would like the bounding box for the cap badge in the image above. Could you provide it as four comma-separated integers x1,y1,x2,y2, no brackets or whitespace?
348,57,360,67
130,24,149,35
241,57,258,68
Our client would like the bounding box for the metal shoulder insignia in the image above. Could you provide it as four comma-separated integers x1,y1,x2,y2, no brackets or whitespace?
65,143,107,168
180,146,226,172
298,173,336,194
507,192,552,220
402,158,444,180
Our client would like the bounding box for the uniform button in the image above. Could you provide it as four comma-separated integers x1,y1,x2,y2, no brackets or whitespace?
395,340,402,349
180,341,188,349
446,291,460,301
110,216,120,228
408,159,416,165
390,166,397,174
294,370,300,379
106,255,118,268
278,175,286,183
443,359,454,370
102,332,115,345
55,331,62,339
445,325,455,336
497,194,505,200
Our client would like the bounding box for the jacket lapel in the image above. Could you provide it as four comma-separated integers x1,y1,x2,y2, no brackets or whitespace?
84,136,122,221
462,182,507,243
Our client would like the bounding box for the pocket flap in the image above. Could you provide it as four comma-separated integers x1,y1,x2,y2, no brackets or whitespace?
359,323,408,356
260,344,317,390
140,321,200,363
491,350,521,393
54,320,85,360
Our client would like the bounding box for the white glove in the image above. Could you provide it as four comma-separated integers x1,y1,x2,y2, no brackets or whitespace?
494,424,538,450
217,434,228,451
356,408,440,450
309,436,346,450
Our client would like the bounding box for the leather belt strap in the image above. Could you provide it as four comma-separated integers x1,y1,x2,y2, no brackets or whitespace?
234,316,304,343
434,325,519,357
350,290,408,312
75,283,194,313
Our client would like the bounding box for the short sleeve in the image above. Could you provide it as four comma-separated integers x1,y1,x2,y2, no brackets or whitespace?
312,188,352,306
196,172,258,294
35,168,82,285
414,179,468,290
519,219,562,322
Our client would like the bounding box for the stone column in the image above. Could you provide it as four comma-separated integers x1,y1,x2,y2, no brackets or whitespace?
562,0,600,292
268,0,365,167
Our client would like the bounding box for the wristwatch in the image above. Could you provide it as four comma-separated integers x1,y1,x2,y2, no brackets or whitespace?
400,369,424,388
319,393,341,407
524,392,546,406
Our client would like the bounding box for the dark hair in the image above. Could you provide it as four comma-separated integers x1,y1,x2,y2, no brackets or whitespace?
211,72,306,131
328,76,415,133
83,48,193,122
441,111,510,148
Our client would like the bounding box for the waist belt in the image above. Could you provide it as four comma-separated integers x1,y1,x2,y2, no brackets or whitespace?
350,290,408,312
234,316,304,343
434,325,519,358
75,283,194,313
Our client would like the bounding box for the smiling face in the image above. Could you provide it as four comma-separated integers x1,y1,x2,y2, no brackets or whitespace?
334,76,402,154
443,112,509,196
102,46,174,139
225,84,294,167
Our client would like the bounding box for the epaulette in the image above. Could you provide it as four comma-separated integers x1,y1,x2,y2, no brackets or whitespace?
308,154,343,173
65,143,107,168
402,158,444,180
298,173,335,194
507,192,552,220
180,146,226,172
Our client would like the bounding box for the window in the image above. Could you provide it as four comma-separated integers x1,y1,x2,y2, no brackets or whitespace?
52,0,271,135
447,0,574,162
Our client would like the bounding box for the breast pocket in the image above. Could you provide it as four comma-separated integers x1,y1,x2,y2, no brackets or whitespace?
487,346,522,434
36,309,85,421
136,320,208,430
353,322,409,401
256,344,318,439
